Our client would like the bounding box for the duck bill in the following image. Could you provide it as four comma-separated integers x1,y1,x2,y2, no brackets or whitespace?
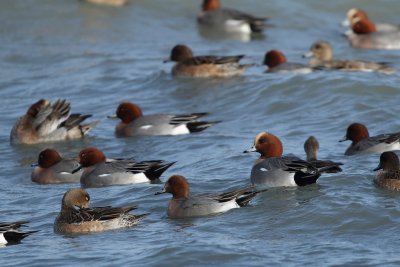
155,188,166,195
107,114,117,119
373,163,382,171
163,59,172,63
243,146,257,153
71,165,83,174
31,162,39,167
338,136,348,142
302,51,314,58
341,19,350,27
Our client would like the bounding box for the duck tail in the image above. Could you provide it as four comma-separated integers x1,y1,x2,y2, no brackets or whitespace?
186,121,221,133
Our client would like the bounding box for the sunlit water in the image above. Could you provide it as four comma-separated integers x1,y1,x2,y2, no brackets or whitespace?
1,0,400,266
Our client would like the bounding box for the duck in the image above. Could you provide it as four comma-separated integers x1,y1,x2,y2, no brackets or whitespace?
10,99,98,145
111,101,220,136
0,221,37,245
244,132,342,189
340,123,400,156
155,175,256,218
345,17,400,50
54,188,147,234
31,148,82,184
73,147,175,188
166,44,249,77
342,8,400,32
303,41,395,74
197,0,268,34
303,136,343,173
263,49,315,74
82,0,127,6
374,151,400,190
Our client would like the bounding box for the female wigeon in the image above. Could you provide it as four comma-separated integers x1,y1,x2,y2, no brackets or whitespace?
342,8,400,32
112,101,220,136
197,0,268,34
166,44,249,77
374,151,400,191
74,147,175,188
54,188,147,234
345,17,400,50
304,136,343,173
263,49,315,74
303,41,395,74
82,0,127,6
31,149,82,184
155,175,257,218
340,123,400,155
244,132,342,189
10,99,98,145
0,221,37,245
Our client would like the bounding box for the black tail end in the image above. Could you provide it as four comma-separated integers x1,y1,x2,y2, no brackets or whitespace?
294,172,320,186
236,191,257,207
145,162,175,181
186,121,221,133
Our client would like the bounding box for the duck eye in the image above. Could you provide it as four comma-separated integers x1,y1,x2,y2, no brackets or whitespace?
259,138,266,144
314,44,321,49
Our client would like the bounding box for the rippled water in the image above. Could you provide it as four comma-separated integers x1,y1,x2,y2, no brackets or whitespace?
2,0,400,266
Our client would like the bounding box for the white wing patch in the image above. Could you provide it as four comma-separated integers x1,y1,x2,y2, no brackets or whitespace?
98,174,111,177
260,168,268,172
140,125,153,130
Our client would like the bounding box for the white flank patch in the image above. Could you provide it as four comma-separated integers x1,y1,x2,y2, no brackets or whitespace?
60,172,70,175
98,174,111,177
131,173,150,183
0,233,8,245
171,124,190,135
225,20,251,34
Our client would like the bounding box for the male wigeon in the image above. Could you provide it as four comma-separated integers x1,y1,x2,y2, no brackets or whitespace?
73,147,175,188
304,136,343,173
303,41,395,74
374,151,400,191
166,44,249,77
155,175,256,218
0,221,37,245
54,188,147,234
244,132,342,189
10,99,98,145
197,0,268,34
263,49,315,74
82,0,127,6
345,17,400,50
31,149,82,184
112,101,220,136
342,8,400,32
340,123,400,156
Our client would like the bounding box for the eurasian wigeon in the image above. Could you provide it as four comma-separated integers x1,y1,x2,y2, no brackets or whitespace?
111,101,220,136
0,221,37,245
263,49,316,74
345,17,400,50
340,123,400,156
304,136,343,173
197,0,268,34
303,41,395,74
82,0,127,6
155,175,256,218
374,151,400,191
54,188,147,234
74,147,175,188
342,8,400,32
10,99,98,145
31,149,82,184
166,44,249,77
244,132,342,189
